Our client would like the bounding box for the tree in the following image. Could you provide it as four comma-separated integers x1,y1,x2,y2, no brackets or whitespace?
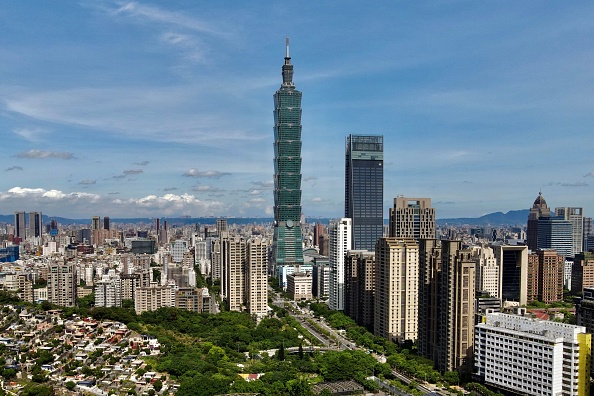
298,342,304,359
153,380,163,392
64,382,76,391
277,343,285,361
443,370,460,385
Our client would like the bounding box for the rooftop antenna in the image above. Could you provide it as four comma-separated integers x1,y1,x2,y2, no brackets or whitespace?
285,36,290,59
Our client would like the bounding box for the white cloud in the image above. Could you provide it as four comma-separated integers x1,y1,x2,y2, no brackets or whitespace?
17,149,74,160
183,168,230,178
13,127,50,142
111,1,224,36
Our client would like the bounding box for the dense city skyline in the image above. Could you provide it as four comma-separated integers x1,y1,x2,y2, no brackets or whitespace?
1,2,593,218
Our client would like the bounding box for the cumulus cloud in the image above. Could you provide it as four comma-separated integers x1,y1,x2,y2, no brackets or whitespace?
5,166,23,171
0,187,226,217
183,168,230,178
311,197,323,202
114,193,226,216
0,187,100,201
79,179,97,185
17,149,74,160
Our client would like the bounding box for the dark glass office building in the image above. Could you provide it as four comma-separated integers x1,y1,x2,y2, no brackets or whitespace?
271,38,304,268
345,134,384,251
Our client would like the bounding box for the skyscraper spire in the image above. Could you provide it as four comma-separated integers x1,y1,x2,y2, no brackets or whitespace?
285,36,290,63
282,37,293,85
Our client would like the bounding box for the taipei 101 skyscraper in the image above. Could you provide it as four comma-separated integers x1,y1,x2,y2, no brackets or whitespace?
271,38,304,270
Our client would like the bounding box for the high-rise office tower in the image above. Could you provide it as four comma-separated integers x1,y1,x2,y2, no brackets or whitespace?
27,212,42,239
271,38,304,270
537,216,572,257
14,211,26,239
555,207,584,257
328,218,352,311
345,134,384,250
527,249,564,303
527,192,550,251
103,216,110,231
374,237,419,343
494,245,528,305
245,238,269,319
584,217,594,252
47,260,77,307
389,197,435,239
216,218,228,237
92,216,101,230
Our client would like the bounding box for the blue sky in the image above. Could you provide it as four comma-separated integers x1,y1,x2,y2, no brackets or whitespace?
1,1,593,219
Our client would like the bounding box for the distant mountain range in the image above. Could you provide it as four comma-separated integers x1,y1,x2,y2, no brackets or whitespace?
0,210,529,227
436,209,529,227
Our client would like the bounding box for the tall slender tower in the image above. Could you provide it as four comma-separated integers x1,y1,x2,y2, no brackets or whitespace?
272,38,304,269
14,211,26,239
345,134,384,250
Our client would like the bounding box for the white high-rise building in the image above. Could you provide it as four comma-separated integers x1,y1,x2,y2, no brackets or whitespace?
474,245,500,299
95,272,122,308
172,240,188,263
475,311,591,396
328,218,352,311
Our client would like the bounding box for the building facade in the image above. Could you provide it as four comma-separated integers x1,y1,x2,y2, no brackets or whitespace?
245,238,269,318
527,192,550,251
475,312,591,396
389,197,435,240
47,260,77,307
328,218,352,311
271,38,304,270
345,134,384,251
571,252,594,294
374,237,419,343
528,249,564,303
555,207,584,257
537,216,573,258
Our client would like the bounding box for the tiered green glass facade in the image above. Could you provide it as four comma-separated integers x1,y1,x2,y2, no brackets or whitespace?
272,40,304,267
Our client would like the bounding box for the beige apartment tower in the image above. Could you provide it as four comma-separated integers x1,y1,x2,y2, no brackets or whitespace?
374,237,419,342
245,238,269,318
418,239,442,363
439,241,476,374
223,236,246,311
47,260,78,307
389,197,435,239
